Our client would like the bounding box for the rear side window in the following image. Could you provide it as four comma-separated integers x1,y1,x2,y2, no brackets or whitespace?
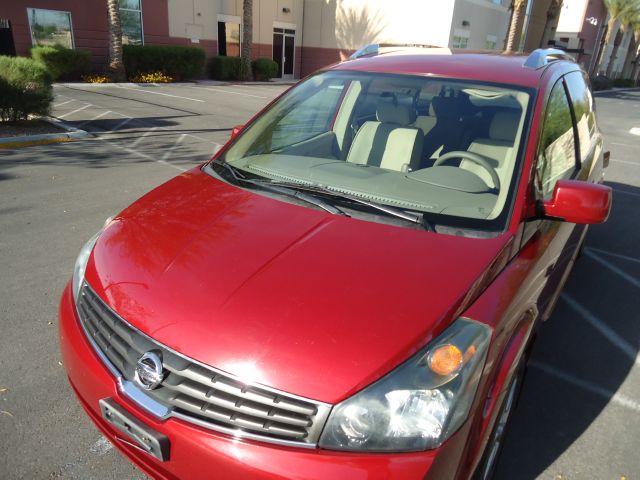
535,79,577,198
564,71,597,162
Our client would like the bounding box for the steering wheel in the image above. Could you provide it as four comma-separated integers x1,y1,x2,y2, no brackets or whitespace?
433,151,500,191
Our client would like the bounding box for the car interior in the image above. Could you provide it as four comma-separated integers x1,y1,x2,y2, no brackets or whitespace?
222,73,530,222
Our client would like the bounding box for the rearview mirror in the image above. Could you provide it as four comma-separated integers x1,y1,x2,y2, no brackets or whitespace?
542,180,612,224
231,125,244,140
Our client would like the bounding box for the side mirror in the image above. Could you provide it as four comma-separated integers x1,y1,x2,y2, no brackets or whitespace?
542,179,612,224
231,125,244,140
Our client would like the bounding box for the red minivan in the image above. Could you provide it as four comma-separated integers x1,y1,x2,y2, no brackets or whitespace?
59,47,611,479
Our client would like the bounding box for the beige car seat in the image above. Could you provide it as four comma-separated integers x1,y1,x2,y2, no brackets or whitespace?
460,110,520,188
346,99,422,172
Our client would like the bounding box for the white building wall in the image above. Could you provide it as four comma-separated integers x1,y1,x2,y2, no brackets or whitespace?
301,0,457,50
449,0,510,50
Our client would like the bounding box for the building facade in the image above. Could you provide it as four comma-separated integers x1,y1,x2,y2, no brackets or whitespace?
553,0,609,75
1,0,512,79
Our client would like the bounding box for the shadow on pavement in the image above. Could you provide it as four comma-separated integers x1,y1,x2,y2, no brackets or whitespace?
495,180,640,478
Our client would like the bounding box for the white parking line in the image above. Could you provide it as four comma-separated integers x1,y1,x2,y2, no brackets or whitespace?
630,128,640,136
611,142,638,148
185,133,223,147
185,85,268,99
130,126,159,147
77,110,112,127
611,158,640,166
584,249,640,289
529,361,640,413
57,103,92,119
161,134,187,161
587,247,640,266
110,117,133,132
115,85,205,103
92,134,187,172
53,99,74,108
562,293,640,364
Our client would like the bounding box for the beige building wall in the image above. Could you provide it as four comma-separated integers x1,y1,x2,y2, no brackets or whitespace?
449,0,510,50
165,0,514,78
301,0,456,50
523,0,557,51
167,0,303,49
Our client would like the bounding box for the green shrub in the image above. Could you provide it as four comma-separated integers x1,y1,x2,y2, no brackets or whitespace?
252,58,278,81
123,45,205,80
0,56,53,121
31,45,91,81
590,75,612,91
612,78,635,88
210,56,244,80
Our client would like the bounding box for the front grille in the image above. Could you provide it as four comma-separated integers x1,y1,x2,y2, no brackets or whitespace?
76,283,331,446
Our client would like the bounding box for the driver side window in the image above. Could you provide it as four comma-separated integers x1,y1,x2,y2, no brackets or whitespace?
535,78,578,198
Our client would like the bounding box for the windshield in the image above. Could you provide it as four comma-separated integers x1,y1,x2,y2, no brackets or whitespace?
216,71,533,232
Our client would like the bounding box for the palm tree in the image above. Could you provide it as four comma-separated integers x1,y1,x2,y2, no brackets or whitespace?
505,0,529,52
539,0,563,48
601,0,639,77
620,11,640,78
241,0,253,81
107,0,126,81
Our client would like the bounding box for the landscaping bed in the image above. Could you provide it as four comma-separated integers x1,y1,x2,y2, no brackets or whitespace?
0,119,65,138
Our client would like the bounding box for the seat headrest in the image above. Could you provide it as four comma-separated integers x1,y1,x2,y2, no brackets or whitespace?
489,111,520,142
376,98,417,126
430,96,461,119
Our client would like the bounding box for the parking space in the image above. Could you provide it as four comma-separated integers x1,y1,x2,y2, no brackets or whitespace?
0,84,639,479
51,82,288,172
496,89,640,479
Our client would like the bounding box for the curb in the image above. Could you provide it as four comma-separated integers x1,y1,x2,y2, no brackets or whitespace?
593,87,640,95
55,80,297,88
0,116,89,149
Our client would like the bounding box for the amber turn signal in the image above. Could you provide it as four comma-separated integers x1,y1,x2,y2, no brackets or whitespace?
428,344,463,376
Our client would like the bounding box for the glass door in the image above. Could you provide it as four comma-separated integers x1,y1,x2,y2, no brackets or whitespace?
272,28,295,79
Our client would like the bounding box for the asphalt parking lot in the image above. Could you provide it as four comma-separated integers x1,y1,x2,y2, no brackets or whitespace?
0,82,639,479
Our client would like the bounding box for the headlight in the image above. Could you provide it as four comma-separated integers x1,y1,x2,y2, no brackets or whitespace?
319,318,491,452
71,231,101,302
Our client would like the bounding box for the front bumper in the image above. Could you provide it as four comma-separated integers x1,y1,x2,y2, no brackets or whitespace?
59,282,470,479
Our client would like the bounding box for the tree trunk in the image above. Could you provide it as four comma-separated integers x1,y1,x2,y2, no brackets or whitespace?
600,17,619,76
241,0,253,81
633,51,640,83
107,0,126,82
621,34,637,78
606,27,624,77
539,0,563,48
506,0,528,52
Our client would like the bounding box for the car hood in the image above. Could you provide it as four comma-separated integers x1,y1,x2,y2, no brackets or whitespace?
86,168,512,403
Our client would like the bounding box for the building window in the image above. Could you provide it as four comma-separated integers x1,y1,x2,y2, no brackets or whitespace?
485,35,497,50
27,8,74,48
453,36,469,48
218,22,240,56
120,0,143,45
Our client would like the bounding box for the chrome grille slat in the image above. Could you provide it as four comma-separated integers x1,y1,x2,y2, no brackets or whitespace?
172,396,308,439
76,284,332,446
160,380,313,427
163,363,317,416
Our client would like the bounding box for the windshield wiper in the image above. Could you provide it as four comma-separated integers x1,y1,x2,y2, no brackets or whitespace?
264,181,436,231
215,162,349,217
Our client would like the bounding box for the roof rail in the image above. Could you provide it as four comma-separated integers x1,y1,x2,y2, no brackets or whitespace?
523,48,575,69
349,43,444,60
